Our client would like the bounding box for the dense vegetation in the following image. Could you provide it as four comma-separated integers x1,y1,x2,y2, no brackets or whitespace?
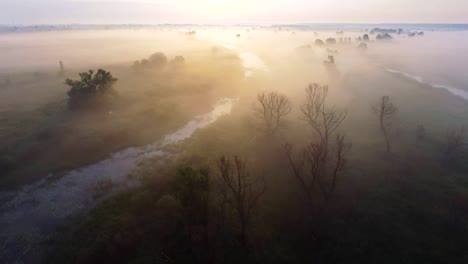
45,83,468,264
65,69,117,110
0,49,243,188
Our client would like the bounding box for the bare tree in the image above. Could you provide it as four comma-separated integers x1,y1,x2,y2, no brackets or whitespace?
285,134,350,209
254,91,292,135
216,156,266,247
372,96,398,153
301,84,347,149
285,84,350,211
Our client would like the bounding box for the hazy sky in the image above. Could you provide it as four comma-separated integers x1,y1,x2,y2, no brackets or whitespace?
1,0,468,25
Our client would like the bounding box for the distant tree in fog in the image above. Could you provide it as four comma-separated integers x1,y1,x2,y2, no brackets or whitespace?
326,38,337,45
186,30,196,36
172,56,185,64
376,33,393,40
58,61,65,77
170,56,186,68
363,34,370,42
149,52,168,67
315,39,324,46
132,60,141,71
372,96,398,153
254,91,292,136
217,156,266,247
133,52,169,71
324,55,335,64
358,43,368,50
65,69,118,110
141,59,150,66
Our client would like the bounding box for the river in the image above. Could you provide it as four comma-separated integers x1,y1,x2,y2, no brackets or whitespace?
0,47,266,263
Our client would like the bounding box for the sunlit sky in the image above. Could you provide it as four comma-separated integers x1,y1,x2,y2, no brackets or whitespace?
1,0,468,25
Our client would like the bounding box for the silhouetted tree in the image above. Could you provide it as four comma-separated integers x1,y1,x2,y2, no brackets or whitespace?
149,52,168,67
315,39,324,46
326,38,337,45
172,56,185,65
285,83,350,211
58,61,65,77
217,156,266,248
301,84,347,149
363,34,370,41
133,53,169,71
372,96,397,153
254,91,292,136
376,33,393,40
170,56,186,70
141,59,150,66
132,60,141,71
285,134,350,208
325,55,335,64
65,69,117,110
358,43,368,50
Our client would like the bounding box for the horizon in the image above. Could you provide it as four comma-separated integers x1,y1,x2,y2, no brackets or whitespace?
3,22,468,26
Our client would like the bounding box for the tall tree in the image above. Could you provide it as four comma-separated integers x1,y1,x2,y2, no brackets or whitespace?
254,91,292,136
301,83,347,150
286,83,350,211
217,156,266,248
372,96,398,153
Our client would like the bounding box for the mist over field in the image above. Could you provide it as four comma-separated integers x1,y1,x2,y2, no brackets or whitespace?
1,22,468,264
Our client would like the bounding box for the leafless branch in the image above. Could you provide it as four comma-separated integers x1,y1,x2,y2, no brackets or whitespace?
254,91,292,135
216,156,266,247
372,96,397,153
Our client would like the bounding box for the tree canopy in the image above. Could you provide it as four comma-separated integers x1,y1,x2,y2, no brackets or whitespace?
65,69,118,110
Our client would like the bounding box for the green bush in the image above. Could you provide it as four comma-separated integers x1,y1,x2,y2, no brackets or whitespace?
65,69,118,110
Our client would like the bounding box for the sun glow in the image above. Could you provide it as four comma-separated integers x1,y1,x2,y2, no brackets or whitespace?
210,0,232,5
179,0,248,17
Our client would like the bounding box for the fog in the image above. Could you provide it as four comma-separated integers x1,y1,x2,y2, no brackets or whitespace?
1,26,468,263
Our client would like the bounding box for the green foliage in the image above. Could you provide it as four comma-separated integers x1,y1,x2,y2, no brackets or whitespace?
173,167,211,226
65,69,117,110
133,52,170,71
173,167,210,207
